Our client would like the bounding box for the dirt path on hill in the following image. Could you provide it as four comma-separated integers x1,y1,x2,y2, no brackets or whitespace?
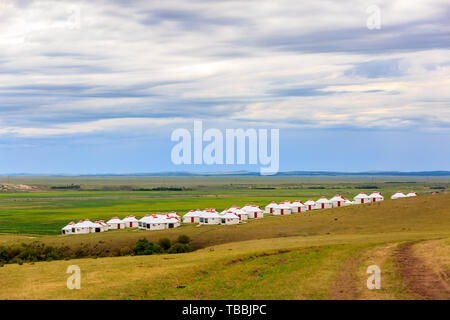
328,254,360,299
395,241,450,300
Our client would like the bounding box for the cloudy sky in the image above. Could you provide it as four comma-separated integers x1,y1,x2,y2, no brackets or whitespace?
0,0,449,174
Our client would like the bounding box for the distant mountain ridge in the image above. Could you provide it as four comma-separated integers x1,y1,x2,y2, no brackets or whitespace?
2,171,450,177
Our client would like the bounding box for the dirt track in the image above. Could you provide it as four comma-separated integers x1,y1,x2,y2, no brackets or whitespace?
395,242,450,300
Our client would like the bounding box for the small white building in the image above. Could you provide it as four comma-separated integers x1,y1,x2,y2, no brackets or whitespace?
61,221,75,235
72,220,90,234
265,202,278,214
330,195,345,207
90,221,107,233
391,191,407,199
304,199,316,211
273,203,292,215
183,210,201,223
107,217,126,230
354,192,371,204
219,211,240,225
244,205,264,219
122,215,139,228
290,200,307,213
406,192,417,197
315,197,333,209
233,208,249,221
139,214,180,230
199,210,222,225
368,192,384,202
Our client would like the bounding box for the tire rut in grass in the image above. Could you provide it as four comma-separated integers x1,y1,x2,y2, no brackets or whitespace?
395,241,450,300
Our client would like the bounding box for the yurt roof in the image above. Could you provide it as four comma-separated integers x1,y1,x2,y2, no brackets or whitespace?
316,196,331,204
354,192,370,199
304,199,316,205
107,217,123,224
123,216,139,222
369,192,384,198
220,211,239,219
392,191,406,198
330,195,345,202
265,202,278,208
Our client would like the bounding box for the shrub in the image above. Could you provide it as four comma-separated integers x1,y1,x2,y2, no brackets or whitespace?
158,238,171,251
119,246,131,256
167,243,193,254
132,238,163,255
176,235,191,244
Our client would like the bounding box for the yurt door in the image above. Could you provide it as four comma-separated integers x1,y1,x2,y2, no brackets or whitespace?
321,203,325,209
337,202,341,207
254,212,257,218
191,217,194,223
281,209,284,215
118,224,120,230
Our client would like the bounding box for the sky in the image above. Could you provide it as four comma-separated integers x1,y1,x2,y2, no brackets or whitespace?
0,0,449,174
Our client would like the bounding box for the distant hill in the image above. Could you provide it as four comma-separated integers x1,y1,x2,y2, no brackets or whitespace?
2,171,450,177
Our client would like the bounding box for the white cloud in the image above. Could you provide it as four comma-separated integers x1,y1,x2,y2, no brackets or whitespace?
0,0,449,136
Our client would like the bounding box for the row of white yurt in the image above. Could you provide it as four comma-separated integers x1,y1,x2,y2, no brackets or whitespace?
273,202,292,215
138,214,181,230
391,191,417,199
61,219,108,235
354,192,385,204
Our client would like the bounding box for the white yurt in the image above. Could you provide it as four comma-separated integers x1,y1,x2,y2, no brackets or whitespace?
122,215,139,228
91,221,106,233
265,201,278,214
273,203,292,215
219,211,240,225
162,216,181,229
354,192,370,204
233,208,249,221
183,210,200,223
304,199,316,211
98,220,109,231
61,221,75,235
72,220,90,234
107,217,125,230
343,198,354,206
391,191,407,199
290,200,307,213
406,192,417,197
330,194,345,207
244,205,264,219
82,219,99,233
368,192,384,202
199,210,222,225
315,196,332,209
141,215,165,230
